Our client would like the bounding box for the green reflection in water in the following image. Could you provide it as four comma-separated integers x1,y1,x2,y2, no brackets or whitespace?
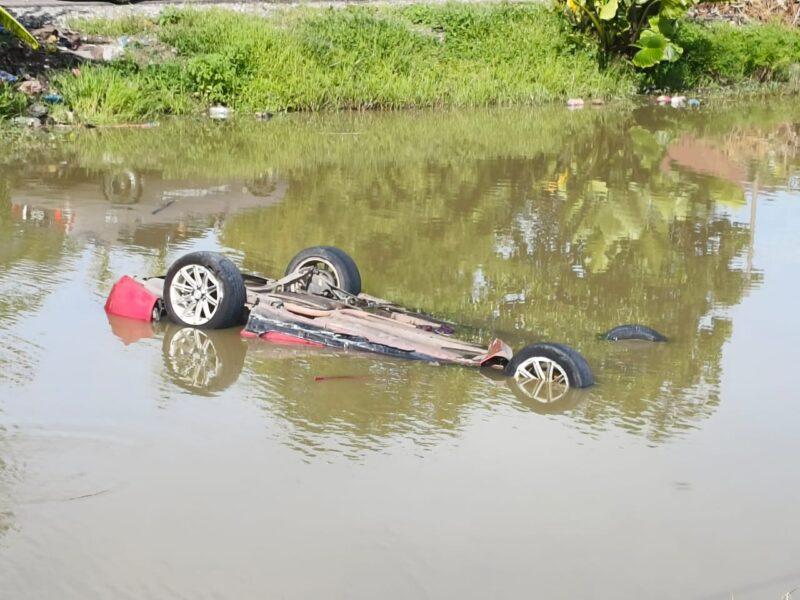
3,101,799,451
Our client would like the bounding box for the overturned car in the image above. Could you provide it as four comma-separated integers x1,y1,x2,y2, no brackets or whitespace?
105,246,597,400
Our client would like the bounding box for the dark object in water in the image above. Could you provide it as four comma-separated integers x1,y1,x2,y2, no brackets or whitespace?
601,324,668,342
314,375,369,382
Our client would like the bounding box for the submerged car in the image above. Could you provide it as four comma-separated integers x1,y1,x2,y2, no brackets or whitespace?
105,246,596,398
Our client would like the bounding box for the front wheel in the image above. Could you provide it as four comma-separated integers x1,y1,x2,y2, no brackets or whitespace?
164,251,246,329
505,342,594,397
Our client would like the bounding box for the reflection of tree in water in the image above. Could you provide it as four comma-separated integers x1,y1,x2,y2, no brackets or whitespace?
244,351,507,458
221,106,777,447
2,104,797,452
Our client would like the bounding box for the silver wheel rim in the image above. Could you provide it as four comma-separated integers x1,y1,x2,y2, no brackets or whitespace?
514,356,569,403
167,328,221,388
169,264,222,326
294,257,340,288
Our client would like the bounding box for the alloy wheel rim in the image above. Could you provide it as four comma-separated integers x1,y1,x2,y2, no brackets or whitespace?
514,356,569,403
169,264,222,326
295,257,340,289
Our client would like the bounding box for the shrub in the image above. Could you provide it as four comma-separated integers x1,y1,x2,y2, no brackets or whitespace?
555,0,696,67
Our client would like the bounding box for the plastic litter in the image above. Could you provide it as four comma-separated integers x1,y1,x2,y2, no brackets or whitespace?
566,98,585,109
28,103,48,118
671,95,687,107
209,105,232,120
44,93,63,104
0,70,17,84
688,98,701,108
11,116,41,129
18,79,44,95
656,94,671,104
102,43,125,62
255,111,273,121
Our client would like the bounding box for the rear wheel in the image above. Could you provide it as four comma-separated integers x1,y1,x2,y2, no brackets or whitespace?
505,343,594,401
164,252,246,329
285,246,361,295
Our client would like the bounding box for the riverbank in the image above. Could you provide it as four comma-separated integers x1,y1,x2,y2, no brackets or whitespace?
3,3,800,123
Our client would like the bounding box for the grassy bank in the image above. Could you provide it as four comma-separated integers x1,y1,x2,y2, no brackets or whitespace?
4,4,800,123
56,4,633,123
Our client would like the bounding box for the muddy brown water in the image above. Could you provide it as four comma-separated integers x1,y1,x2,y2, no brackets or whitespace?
1,103,799,599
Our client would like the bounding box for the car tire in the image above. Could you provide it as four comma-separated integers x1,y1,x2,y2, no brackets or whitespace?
164,251,246,329
601,324,667,342
505,342,595,389
285,246,362,295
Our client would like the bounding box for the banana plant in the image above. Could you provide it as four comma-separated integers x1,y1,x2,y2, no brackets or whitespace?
0,6,39,49
562,0,692,68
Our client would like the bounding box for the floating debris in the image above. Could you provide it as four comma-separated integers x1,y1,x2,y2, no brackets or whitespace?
688,98,701,108
656,94,671,104
209,105,232,120
0,70,17,83
566,98,585,109
314,375,370,382
671,95,687,108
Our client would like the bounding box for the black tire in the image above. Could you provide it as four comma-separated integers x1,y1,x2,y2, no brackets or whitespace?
162,325,246,396
285,246,362,295
505,342,595,388
601,324,667,342
164,251,246,329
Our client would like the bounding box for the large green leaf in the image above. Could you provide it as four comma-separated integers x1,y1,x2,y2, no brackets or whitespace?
598,0,619,20
648,15,677,38
632,29,668,68
659,0,691,19
0,7,39,49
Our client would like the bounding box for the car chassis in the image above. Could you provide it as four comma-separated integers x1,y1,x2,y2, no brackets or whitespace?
105,247,597,397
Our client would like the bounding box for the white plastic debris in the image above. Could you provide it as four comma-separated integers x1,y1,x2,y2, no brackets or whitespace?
208,106,232,120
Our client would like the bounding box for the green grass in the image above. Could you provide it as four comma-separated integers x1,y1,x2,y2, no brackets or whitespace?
648,20,800,91
54,4,636,123
19,4,800,123
0,83,26,120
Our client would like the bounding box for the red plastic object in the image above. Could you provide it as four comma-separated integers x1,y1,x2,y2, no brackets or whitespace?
104,276,158,322
260,331,325,347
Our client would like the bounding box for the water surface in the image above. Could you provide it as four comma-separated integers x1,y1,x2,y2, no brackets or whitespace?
1,102,799,599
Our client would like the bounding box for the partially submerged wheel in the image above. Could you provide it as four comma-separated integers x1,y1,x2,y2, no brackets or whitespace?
164,251,246,329
505,343,594,403
285,246,362,295
601,324,667,342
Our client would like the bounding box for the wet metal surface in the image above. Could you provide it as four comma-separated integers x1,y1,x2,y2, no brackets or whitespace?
1,104,800,598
